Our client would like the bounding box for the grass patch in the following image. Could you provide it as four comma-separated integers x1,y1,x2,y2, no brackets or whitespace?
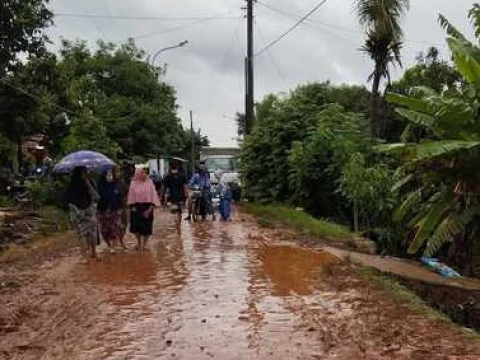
243,203,353,241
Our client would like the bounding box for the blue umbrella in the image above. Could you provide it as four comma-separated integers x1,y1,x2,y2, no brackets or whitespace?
53,150,116,174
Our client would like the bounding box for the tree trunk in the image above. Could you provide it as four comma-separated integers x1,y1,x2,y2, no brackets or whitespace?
353,200,359,232
16,136,23,174
371,66,382,137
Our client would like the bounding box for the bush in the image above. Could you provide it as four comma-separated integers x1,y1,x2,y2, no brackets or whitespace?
338,153,402,231
288,104,372,219
37,206,70,235
26,176,69,209
240,83,372,204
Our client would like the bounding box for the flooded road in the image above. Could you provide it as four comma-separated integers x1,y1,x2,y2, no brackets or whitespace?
1,210,479,359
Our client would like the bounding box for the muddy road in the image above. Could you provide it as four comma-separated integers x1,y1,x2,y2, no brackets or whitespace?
1,210,479,359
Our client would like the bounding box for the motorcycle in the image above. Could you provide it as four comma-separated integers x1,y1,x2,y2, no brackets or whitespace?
210,184,220,221
190,185,215,222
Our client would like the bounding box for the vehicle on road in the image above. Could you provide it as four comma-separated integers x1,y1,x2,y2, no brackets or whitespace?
200,147,241,201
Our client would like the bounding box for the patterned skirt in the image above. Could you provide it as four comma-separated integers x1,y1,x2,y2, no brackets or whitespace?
69,204,98,246
98,209,124,242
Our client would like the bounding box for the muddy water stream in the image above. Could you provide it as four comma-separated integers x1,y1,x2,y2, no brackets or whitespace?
71,215,340,359
2,211,479,360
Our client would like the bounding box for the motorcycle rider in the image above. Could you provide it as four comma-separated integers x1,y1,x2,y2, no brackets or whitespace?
185,161,210,221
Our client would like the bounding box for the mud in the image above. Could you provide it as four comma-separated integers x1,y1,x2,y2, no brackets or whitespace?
1,210,479,359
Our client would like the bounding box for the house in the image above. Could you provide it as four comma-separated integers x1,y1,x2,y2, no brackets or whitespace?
22,133,48,162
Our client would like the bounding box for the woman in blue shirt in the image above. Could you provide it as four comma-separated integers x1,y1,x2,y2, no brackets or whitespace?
97,169,127,252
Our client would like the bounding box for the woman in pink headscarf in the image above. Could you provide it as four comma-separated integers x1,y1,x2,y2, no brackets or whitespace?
127,168,161,251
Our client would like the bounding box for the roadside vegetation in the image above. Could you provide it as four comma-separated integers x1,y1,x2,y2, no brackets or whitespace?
240,4,480,277
243,203,352,241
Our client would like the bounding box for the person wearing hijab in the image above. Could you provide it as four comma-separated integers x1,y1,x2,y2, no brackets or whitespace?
127,167,161,251
218,172,232,221
97,169,126,252
114,167,129,245
65,166,98,259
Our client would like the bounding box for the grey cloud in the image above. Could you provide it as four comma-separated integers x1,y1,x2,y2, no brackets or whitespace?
48,0,476,146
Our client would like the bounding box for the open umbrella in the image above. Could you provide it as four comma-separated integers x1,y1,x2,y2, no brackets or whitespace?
53,150,116,174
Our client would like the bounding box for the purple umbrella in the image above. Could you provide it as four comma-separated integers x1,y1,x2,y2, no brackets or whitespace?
53,150,116,174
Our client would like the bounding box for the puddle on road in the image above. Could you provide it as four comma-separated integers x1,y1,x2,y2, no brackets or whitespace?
255,244,339,296
69,214,342,359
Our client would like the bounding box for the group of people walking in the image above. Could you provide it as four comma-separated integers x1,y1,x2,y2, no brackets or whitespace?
66,166,160,258
65,161,232,259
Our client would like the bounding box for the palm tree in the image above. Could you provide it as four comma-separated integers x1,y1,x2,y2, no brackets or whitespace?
355,0,410,137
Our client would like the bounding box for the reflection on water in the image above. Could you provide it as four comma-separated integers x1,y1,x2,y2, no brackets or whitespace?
243,242,339,356
70,212,341,359
258,245,338,296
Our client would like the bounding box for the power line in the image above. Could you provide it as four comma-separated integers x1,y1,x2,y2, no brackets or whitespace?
254,20,285,81
116,11,239,44
53,13,239,21
206,15,244,90
258,0,359,45
257,2,353,33
255,0,328,57
257,1,445,48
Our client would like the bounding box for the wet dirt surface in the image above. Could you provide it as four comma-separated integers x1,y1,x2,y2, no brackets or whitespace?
1,210,480,359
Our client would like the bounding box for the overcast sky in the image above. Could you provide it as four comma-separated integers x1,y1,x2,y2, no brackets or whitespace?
47,0,475,146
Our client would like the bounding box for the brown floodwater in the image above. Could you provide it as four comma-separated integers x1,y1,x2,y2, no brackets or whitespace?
69,214,341,360
2,210,479,359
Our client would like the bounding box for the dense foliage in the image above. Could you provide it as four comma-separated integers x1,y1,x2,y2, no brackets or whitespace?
241,4,480,276
240,83,372,204
0,0,53,76
0,1,206,170
379,5,480,274
288,105,371,219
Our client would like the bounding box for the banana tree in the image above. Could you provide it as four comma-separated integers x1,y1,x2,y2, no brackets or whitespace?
381,5,480,269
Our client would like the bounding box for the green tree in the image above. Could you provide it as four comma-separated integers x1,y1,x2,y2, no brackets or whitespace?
354,0,410,136
57,39,189,159
288,105,371,219
240,82,372,204
382,4,480,274
338,152,400,232
235,112,246,138
0,0,53,76
391,47,462,95
385,47,463,142
61,112,121,159
0,58,56,168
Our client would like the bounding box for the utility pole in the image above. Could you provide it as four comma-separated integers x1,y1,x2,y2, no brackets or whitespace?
190,110,195,176
245,0,254,135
